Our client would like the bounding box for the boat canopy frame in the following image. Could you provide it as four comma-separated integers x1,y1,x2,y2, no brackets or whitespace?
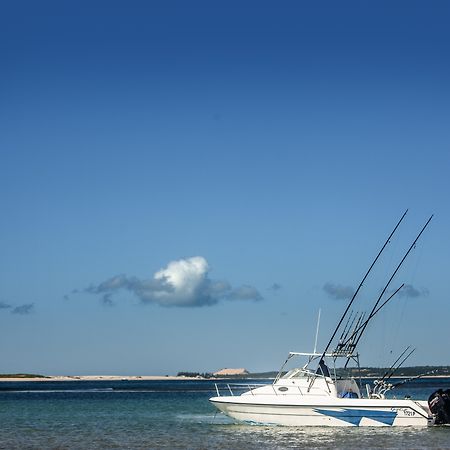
273,351,361,386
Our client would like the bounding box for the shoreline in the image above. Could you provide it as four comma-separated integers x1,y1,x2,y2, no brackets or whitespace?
0,375,208,382
1,374,450,382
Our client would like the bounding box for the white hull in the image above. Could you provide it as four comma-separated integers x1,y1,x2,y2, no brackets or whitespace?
210,396,431,427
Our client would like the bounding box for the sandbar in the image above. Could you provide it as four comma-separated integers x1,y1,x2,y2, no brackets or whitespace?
0,375,207,382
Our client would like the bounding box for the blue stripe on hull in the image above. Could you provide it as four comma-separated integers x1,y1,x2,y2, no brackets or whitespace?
314,408,398,426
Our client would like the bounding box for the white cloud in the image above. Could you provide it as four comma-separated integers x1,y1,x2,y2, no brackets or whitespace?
153,256,209,306
80,256,263,307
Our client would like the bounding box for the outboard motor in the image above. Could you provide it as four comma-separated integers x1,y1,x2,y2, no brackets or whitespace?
428,389,450,425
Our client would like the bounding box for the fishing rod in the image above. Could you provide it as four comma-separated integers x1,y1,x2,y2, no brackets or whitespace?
336,311,357,351
353,312,366,338
337,310,354,345
339,284,405,349
379,345,411,383
373,348,416,396
346,312,366,353
375,368,436,397
340,312,366,354
316,210,408,369
367,284,405,325
347,312,364,342
345,215,433,364
391,369,437,389
335,312,358,354
384,347,416,384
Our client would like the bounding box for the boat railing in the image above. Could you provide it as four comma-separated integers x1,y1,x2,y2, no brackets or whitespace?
213,381,319,397
213,382,268,397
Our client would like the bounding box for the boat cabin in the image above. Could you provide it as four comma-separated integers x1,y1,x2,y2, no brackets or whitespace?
273,351,362,399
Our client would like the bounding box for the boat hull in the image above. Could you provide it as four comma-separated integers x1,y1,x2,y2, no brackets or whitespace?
210,396,431,427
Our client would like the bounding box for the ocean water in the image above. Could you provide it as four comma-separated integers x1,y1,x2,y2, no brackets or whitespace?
1,378,449,449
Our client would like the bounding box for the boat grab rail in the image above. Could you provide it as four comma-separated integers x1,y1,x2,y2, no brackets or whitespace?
213,381,336,398
213,382,267,397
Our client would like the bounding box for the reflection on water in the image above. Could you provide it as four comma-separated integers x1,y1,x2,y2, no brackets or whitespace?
206,424,450,449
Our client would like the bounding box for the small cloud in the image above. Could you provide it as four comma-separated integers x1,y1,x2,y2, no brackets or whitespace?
11,303,34,315
268,283,282,292
398,284,429,299
228,285,263,302
0,301,12,309
101,293,114,306
75,256,263,308
64,289,80,301
323,282,355,300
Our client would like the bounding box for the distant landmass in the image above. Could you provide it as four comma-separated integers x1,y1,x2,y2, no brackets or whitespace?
176,368,249,378
247,366,450,379
0,374,48,379
1,366,449,381
213,368,249,376
176,366,450,379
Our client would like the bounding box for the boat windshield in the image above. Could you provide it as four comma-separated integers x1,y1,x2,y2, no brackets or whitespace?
281,368,312,379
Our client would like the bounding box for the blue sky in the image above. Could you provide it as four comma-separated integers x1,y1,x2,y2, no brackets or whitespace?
1,1,449,375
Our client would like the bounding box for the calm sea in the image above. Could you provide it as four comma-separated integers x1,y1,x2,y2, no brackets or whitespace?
1,378,449,449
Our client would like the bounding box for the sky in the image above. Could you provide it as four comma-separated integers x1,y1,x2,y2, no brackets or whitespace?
0,1,449,375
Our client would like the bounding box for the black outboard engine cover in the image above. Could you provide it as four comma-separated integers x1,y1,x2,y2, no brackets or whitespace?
428,389,450,425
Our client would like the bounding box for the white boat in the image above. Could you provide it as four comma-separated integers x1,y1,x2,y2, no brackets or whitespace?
210,351,432,427
210,212,447,427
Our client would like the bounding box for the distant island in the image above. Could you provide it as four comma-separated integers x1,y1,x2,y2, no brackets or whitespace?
240,365,450,379
0,374,48,379
180,365,450,379
177,368,249,378
1,366,449,381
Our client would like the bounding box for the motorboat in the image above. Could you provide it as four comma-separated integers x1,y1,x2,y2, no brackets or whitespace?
210,212,449,427
210,351,432,426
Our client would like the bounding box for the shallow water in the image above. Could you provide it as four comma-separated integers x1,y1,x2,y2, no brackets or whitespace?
0,378,449,449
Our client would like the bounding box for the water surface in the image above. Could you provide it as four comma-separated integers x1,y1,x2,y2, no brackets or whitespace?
1,378,449,449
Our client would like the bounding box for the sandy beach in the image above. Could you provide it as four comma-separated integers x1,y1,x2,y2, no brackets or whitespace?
0,375,206,382
2,374,449,382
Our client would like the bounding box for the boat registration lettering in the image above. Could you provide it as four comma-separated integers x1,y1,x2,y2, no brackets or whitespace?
390,407,415,416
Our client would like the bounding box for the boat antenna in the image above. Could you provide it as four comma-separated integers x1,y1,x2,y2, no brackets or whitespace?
313,308,321,354
317,209,408,367
346,215,433,360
